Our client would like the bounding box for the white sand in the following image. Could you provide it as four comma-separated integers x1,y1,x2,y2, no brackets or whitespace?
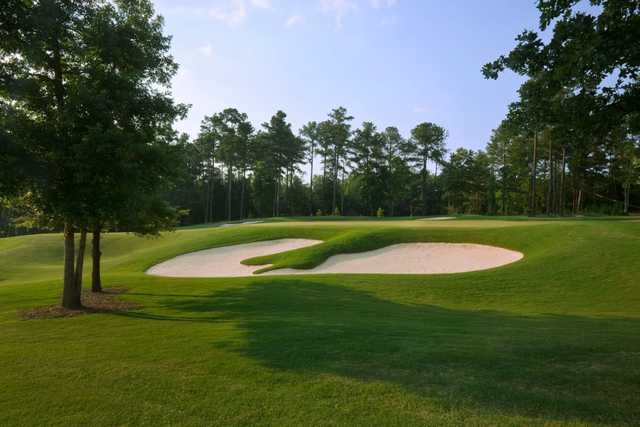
267,243,522,275
146,239,322,277
147,240,523,278
419,216,455,221
219,220,264,228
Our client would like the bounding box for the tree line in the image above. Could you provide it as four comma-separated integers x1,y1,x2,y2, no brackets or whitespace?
167,87,638,224
167,107,449,223
166,0,640,223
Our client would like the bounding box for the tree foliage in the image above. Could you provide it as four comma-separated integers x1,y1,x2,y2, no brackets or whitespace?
0,0,186,306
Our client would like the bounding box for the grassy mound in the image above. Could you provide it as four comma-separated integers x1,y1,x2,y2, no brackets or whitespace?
0,218,639,425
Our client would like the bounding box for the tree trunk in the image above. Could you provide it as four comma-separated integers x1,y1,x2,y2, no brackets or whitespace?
74,229,87,291
276,176,280,216
331,150,338,215
576,188,583,214
272,179,276,217
211,157,216,221
208,162,214,222
623,183,630,214
529,132,538,217
502,140,508,215
340,164,345,216
62,223,81,309
204,159,215,223
203,176,210,223
91,226,102,292
560,147,566,216
283,169,289,215
310,145,314,215
240,168,246,219
227,165,232,221
422,157,427,215
546,138,553,216
322,153,327,212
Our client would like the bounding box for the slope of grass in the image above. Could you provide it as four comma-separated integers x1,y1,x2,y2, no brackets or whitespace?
0,218,639,426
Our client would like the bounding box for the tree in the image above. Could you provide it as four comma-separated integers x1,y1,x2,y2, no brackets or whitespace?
349,122,386,215
202,108,253,221
618,132,640,214
257,111,302,216
300,121,319,215
483,0,639,131
487,121,525,215
483,0,640,215
82,1,187,292
0,0,92,308
381,127,405,215
0,0,185,306
316,120,333,212
196,118,220,224
318,107,353,214
440,148,493,214
404,122,448,215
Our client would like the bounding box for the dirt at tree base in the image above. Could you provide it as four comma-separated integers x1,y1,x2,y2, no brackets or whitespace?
20,288,141,320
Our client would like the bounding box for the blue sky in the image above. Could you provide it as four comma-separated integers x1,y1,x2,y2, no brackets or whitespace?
153,0,540,153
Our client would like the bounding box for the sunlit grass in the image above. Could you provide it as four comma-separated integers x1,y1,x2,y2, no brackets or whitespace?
0,217,639,425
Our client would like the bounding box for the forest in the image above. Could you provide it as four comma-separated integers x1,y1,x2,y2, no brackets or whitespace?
3,1,638,235
165,96,640,226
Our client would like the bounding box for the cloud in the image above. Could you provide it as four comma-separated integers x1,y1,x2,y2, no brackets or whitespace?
250,0,272,8
206,0,273,27
285,15,304,28
320,0,357,27
208,0,247,27
370,0,397,8
197,44,213,57
162,6,206,16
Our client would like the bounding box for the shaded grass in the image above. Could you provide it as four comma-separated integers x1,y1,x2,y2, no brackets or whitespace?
0,218,639,426
146,279,640,425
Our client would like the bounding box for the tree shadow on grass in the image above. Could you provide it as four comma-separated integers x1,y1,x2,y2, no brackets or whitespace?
124,280,640,425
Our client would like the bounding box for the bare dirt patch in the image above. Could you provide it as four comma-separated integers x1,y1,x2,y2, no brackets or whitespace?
20,287,141,320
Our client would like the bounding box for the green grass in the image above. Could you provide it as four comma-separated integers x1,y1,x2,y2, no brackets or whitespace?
0,217,639,426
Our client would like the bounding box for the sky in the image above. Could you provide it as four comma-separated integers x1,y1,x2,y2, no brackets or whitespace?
152,0,540,153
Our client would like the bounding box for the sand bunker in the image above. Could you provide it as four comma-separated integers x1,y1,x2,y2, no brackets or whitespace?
148,240,523,278
267,243,522,275
219,220,263,228
419,216,455,221
147,239,321,277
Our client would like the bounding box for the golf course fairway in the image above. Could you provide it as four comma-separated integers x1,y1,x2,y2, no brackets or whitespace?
1,217,639,426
